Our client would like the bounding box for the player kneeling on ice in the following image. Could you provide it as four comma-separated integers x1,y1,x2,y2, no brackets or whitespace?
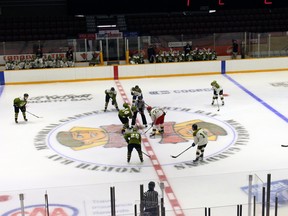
118,103,133,134
124,127,143,163
211,80,224,106
191,124,208,162
147,106,166,137
13,93,29,123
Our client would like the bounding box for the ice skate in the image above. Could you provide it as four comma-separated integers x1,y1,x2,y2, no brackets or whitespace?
193,157,200,163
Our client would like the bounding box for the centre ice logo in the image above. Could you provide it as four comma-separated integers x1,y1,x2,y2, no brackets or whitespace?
34,107,248,173
55,120,227,149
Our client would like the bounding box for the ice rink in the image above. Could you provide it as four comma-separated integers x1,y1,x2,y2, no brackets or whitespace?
1,70,288,215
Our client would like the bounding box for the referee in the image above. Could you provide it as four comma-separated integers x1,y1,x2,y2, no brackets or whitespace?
143,181,159,216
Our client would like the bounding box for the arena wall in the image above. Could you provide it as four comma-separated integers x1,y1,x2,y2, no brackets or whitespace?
1,57,288,85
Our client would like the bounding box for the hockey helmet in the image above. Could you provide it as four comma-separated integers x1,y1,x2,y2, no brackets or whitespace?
24,93,29,98
146,106,152,111
192,124,198,131
132,127,138,132
111,87,115,91
211,80,217,86
135,85,139,89
138,96,143,100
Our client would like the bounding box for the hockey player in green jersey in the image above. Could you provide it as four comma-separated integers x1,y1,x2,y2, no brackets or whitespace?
104,87,119,112
13,93,29,123
118,103,133,134
124,127,143,163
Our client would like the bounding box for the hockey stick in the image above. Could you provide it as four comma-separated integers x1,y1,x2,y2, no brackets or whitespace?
45,191,50,216
144,102,151,107
26,111,43,118
142,151,151,158
142,125,153,134
216,98,220,112
171,145,193,158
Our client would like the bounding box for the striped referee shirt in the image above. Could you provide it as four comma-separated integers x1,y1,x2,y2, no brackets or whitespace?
143,190,159,209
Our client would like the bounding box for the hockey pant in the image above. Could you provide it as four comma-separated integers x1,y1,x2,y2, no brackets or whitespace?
213,89,224,101
195,144,207,160
14,105,27,120
105,94,118,110
127,143,143,162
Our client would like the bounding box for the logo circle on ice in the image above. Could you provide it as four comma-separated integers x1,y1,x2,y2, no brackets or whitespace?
38,107,243,169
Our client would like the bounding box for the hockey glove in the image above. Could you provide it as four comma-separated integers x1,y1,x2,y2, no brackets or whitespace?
191,143,196,147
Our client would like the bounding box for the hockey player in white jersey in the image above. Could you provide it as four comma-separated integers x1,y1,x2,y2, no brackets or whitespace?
191,123,208,162
211,80,224,106
147,106,166,137
130,85,143,104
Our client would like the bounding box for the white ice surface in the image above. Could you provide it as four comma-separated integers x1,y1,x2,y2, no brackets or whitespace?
1,72,288,214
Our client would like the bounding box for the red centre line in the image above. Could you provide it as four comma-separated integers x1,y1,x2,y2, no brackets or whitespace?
114,66,185,216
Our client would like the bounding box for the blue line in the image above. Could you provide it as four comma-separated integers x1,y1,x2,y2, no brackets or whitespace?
221,60,226,74
0,85,3,97
0,71,4,97
0,71,4,85
223,74,288,123
0,71,4,98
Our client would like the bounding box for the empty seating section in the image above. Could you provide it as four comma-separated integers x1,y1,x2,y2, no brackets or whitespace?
0,7,287,42
0,16,87,41
125,7,288,36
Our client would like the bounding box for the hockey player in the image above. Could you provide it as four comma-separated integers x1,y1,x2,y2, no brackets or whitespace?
130,85,143,104
118,103,133,134
211,80,224,106
131,96,148,128
104,87,119,112
124,127,143,163
13,93,29,123
191,123,208,162
147,106,166,137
